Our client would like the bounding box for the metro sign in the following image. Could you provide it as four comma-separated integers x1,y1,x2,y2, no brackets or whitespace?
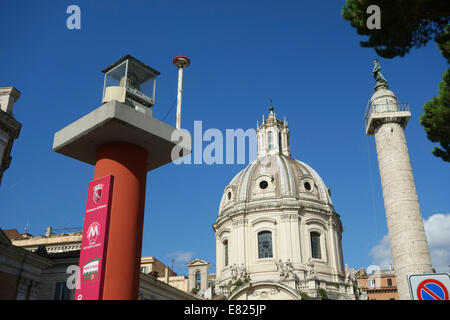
87,222,100,245
76,175,114,300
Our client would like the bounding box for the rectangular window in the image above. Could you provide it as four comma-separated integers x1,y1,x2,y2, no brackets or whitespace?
223,240,229,267
368,279,376,288
195,271,201,290
53,281,73,300
278,132,282,150
140,266,148,273
258,231,273,259
387,278,392,287
310,232,322,259
268,132,273,151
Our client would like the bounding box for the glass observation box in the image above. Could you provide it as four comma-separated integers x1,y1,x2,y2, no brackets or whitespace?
101,55,160,107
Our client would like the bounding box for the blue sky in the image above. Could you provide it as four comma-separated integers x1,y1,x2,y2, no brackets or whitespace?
1,1,449,276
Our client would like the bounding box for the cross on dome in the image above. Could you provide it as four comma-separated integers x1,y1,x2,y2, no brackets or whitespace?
269,99,274,113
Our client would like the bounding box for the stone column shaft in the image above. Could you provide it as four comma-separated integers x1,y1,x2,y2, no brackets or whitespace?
374,122,433,299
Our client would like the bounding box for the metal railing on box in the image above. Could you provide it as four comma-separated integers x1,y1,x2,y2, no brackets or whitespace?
364,101,410,128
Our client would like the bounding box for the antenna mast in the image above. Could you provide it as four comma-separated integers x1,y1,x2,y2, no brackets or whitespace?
173,56,190,129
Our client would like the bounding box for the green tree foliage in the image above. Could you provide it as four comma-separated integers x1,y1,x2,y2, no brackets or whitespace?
435,24,450,63
190,287,199,294
342,0,450,162
299,291,310,300
420,69,450,162
318,288,328,299
341,0,450,60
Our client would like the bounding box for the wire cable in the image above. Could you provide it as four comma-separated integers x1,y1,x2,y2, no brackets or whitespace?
162,97,177,122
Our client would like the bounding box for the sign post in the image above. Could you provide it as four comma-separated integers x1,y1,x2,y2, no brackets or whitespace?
408,273,450,300
75,175,114,300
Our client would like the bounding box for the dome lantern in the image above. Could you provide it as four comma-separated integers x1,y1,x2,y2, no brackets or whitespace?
257,101,290,158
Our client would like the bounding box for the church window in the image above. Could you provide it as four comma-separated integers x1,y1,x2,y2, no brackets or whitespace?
195,271,201,290
223,240,229,266
259,180,268,190
310,232,322,259
227,192,231,200
268,131,273,150
258,231,273,259
279,132,282,150
304,181,311,191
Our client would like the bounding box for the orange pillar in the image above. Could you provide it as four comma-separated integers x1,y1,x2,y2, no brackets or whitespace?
93,142,148,300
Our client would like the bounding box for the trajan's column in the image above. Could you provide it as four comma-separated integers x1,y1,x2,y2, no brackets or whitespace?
365,60,433,300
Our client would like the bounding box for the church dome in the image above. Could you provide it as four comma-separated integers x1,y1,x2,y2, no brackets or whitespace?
218,155,334,218
217,106,334,219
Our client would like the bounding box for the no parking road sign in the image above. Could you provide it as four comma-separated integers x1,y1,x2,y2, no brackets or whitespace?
408,273,450,300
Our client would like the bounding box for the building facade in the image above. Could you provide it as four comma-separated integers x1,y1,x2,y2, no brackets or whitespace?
0,86,22,185
0,227,196,300
355,268,398,300
140,256,190,293
0,230,51,300
212,106,358,300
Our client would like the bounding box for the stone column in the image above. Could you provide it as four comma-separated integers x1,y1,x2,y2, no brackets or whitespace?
365,82,434,300
374,122,433,299
215,235,222,276
233,218,246,264
327,220,338,280
290,215,302,265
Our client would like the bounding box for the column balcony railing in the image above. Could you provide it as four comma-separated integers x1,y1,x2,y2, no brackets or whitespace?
364,100,410,129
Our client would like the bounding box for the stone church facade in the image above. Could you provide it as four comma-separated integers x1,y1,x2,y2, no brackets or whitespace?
211,106,358,300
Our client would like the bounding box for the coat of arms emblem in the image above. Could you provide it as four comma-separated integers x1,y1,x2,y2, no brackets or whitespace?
93,183,104,204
